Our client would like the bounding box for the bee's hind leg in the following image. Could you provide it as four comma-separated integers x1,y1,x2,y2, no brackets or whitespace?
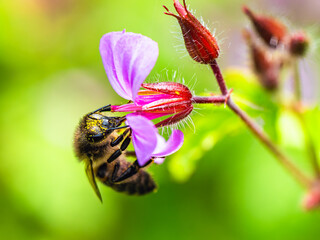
113,159,153,183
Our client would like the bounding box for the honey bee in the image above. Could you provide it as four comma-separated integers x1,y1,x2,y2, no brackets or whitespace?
73,105,156,201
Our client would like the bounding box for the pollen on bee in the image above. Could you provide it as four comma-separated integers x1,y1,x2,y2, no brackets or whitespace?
85,119,101,130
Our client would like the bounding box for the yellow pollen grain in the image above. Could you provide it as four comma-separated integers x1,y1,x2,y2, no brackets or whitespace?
85,119,101,130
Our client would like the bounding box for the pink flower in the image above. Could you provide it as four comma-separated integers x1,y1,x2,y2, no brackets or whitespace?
100,30,193,126
99,30,187,165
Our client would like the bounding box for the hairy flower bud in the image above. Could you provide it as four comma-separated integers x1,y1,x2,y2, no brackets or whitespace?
288,32,309,57
139,82,193,114
243,29,282,91
112,81,194,127
243,6,288,48
164,0,219,64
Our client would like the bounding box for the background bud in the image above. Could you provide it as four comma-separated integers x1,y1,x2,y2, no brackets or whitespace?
303,185,320,210
288,32,309,57
243,29,282,91
243,6,288,48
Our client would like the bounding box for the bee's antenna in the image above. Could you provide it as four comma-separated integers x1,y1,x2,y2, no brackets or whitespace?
119,116,127,122
90,105,112,114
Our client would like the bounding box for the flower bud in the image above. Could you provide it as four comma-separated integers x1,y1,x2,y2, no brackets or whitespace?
243,29,282,91
112,81,194,127
288,32,309,57
303,185,320,210
164,0,219,64
139,82,193,113
243,6,288,48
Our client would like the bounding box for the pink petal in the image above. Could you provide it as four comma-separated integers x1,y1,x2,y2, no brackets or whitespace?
100,32,129,99
153,157,165,164
135,94,175,105
126,114,157,166
100,31,159,101
127,112,170,120
152,130,184,158
111,103,142,112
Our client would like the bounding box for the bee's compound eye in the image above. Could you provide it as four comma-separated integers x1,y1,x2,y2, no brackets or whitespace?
86,126,104,142
87,133,104,142
87,125,100,135
102,119,109,127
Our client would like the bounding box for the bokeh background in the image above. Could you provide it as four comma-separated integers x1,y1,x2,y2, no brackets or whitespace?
1,0,320,239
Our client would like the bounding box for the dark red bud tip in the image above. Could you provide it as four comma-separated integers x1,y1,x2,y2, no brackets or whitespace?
174,0,187,17
243,6,288,48
288,32,309,57
166,0,220,64
163,5,169,12
242,5,253,18
163,5,179,18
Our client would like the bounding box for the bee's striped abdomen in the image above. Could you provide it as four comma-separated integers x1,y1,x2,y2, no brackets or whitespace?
96,157,156,195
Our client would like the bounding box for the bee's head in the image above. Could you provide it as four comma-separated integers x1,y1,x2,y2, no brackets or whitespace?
84,113,125,142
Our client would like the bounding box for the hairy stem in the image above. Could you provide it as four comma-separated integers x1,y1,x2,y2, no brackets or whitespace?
192,95,226,104
210,60,228,95
208,60,312,188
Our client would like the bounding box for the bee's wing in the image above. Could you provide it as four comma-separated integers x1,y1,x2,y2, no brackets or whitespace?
85,157,102,202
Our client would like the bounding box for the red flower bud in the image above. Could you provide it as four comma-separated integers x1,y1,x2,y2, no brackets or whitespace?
112,82,194,127
243,6,288,48
243,29,282,91
139,82,193,114
140,82,194,127
288,32,309,57
303,184,320,210
141,82,193,99
164,0,220,64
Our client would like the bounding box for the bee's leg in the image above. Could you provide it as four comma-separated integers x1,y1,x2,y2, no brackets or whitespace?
107,128,132,163
113,159,153,183
110,128,132,149
119,129,132,151
90,105,111,114
111,162,121,182
107,149,122,163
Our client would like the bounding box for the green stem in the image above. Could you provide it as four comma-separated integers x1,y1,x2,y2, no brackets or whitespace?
292,60,320,179
293,61,302,101
227,98,311,188
209,60,312,188
295,110,320,179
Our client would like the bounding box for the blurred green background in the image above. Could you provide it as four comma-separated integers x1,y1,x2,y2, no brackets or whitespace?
1,0,320,239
